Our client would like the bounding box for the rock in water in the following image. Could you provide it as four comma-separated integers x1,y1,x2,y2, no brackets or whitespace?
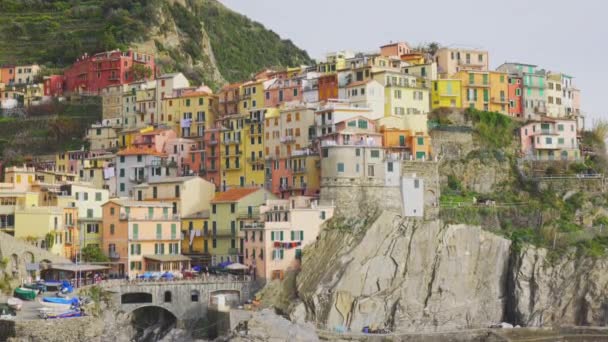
297,211,512,333
231,309,319,342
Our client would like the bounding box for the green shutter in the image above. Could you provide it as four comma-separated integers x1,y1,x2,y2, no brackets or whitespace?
474,89,478,101
133,224,138,239
280,231,284,241
137,244,141,255
469,73,474,84
154,244,158,254
156,224,162,239
290,231,294,240
171,224,176,239
482,74,488,85
279,249,284,259
130,244,134,255
417,137,424,146
483,89,489,102
300,231,304,240
271,231,275,241
148,207,153,218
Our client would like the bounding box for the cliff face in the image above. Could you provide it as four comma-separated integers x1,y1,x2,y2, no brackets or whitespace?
507,246,608,327
296,212,512,332
295,211,608,332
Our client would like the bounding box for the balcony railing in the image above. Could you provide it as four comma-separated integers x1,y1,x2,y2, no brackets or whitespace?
280,136,296,144
109,251,120,259
241,222,265,230
237,207,260,219
491,97,508,104
223,139,241,145
227,248,240,255
247,158,265,165
291,167,307,174
207,139,218,146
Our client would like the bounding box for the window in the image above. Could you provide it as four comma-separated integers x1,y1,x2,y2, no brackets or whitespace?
558,138,565,145
469,73,475,84
156,224,162,239
95,192,102,201
212,204,216,214
355,148,360,157
388,162,394,172
87,209,93,218
515,88,521,97
110,207,115,216
83,192,88,201
357,120,368,129
370,150,380,158
337,163,345,173
133,224,139,240
558,124,564,131
546,137,552,144
164,291,172,303
191,290,199,302
110,224,115,235
417,137,424,146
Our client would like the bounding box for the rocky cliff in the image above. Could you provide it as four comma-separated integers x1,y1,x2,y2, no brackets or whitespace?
292,210,608,333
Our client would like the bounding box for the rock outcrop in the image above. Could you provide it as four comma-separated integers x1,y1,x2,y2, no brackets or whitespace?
297,211,512,333
507,246,608,327
230,309,319,342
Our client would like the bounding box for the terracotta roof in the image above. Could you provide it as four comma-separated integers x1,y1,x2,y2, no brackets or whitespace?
116,147,167,157
211,188,260,203
222,83,242,90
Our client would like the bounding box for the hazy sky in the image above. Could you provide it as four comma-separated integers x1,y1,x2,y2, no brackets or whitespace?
220,0,606,125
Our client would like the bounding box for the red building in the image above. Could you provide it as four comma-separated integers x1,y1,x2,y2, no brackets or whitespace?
264,77,303,107
508,76,523,118
43,75,64,97
63,50,155,94
318,74,338,102
183,127,222,189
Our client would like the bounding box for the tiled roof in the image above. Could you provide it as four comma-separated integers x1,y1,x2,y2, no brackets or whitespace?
180,91,213,98
211,188,260,203
103,198,173,208
116,147,166,157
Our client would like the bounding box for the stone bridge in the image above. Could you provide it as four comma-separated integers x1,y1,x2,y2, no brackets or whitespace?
105,280,253,327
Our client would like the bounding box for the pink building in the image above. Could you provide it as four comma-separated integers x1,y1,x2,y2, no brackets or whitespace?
243,196,334,280
164,137,195,176
318,116,382,148
264,77,303,108
132,128,177,153
520,117,580,161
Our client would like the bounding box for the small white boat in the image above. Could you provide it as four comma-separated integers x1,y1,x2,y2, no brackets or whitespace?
7,297,22,311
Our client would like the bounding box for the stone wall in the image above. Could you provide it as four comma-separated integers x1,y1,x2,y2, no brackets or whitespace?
430,129,476,161
319,160,440,219
0,316,104,342
0,231,71,283
536,176,605,194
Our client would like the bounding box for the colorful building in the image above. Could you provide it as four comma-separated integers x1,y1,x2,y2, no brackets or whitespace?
454,70,508,115
520,118,580,161
63,50,155,94
496,63,547,120
436,48,489,76
208,188,275,265
43,75,64,97
431,79,462,109
115,147,174,198
243,196,334,280
318,74,338,102
379,42,411,57
507,76,523,118
102,199,185,278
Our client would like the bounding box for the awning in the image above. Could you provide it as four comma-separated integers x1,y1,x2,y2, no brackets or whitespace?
143,255,191,262
49,264,110,272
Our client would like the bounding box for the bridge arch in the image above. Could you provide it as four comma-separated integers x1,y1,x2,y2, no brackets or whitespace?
129,305,178,341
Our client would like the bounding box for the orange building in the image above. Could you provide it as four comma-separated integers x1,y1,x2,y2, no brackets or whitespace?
318,74,338,102
379,126,432,160
0,66,15,85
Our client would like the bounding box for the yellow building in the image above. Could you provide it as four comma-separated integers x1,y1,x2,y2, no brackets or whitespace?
15,205,66,256
208,188,275,265
220,80,266,188
181,211,211,265
455,71,508,114
167,91,217,139
431,79,462,109
317,51,354,73
489,71,509,114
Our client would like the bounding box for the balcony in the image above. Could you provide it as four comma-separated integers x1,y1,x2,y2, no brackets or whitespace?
109,251,120,259
291,149,315,157
280,183,307,192
146,159,167,167
227,248,240,255
247,158,265,165
222,139,241,145
224,164,242,171
129,175,148,183
467,82,490,88
120,213,180,221
207,139,218,146
291,167,307,174
241,222,265,230
237,207,260,219
280,136,296,144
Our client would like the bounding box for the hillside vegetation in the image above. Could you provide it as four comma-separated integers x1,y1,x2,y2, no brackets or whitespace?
0,0,312,88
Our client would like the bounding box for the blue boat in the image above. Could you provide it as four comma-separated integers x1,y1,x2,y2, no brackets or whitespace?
43,297,79,305
41,310,84,320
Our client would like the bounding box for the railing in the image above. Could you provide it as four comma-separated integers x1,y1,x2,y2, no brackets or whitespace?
247,158,265,165
120,213,180,221
227,248,240,255
291,149,316,157
280,136,296,143
128,175,148,182
242,222,265,229
291,167,307,174
207,140,218,146
237,207,260,219
109,251,120,259
223,139,241,145
491,97,507,103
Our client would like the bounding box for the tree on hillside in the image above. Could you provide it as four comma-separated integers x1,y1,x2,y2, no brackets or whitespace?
132,64,153,81
81,245,109,263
